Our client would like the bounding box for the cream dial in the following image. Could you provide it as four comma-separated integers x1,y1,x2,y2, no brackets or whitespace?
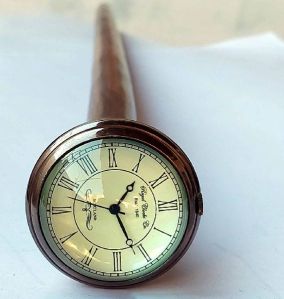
39,138,189,281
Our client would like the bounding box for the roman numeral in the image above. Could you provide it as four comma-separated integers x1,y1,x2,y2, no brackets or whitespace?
137,244,151,262
81,246,98,266
158,199,178,212
77,154,97,176
131,153,145,173
108,148,118,168
154,227,172,237
113,251,122,271
149,172,169,189
59,231,78,244
51,206,72,215
58,176,79,191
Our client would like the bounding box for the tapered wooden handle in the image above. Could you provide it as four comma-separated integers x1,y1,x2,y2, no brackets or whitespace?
88,4,137,121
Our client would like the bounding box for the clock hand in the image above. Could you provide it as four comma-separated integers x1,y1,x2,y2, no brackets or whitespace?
115,213,135,254
117,181,135,205
115,214,131,242
68,196,125,215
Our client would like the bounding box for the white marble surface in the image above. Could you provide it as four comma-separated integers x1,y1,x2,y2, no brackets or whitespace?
0,15,284,299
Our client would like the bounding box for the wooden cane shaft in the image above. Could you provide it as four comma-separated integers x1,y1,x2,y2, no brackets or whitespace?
88,4,137,121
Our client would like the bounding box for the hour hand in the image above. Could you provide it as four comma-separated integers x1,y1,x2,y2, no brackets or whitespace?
117,181,135,205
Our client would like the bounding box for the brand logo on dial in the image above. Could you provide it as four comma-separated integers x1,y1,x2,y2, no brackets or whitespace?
81,189,100,230
134,186,151,229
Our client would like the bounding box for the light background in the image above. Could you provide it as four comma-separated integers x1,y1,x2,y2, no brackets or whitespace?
0,0,283,45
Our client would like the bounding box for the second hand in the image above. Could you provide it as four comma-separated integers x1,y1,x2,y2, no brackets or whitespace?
67,196,126,215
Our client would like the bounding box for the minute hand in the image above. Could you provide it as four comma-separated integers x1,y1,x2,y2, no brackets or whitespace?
115,214,134,251
117,181,135,205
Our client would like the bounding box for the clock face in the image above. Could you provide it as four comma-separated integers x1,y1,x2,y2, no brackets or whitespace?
39,138,189,282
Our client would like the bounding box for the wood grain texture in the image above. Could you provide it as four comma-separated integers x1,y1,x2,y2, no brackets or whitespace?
88,4,137,121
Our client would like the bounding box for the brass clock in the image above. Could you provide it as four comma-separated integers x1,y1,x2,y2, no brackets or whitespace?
26,4,203,288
